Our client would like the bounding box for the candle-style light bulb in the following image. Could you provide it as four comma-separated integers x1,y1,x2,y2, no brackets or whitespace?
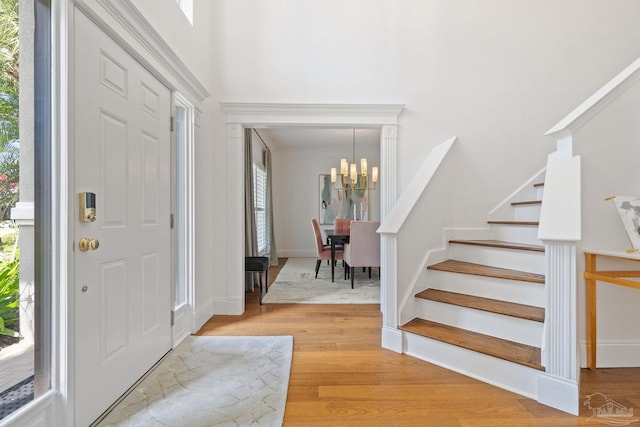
331,168,337,183
372,166,379,183
350,163,357,183
340,158,348,176
361,158,367,176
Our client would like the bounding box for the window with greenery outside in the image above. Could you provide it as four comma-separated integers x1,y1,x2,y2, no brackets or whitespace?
0,0,20,345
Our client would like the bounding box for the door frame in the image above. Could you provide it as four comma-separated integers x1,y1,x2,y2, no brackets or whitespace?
16,1,208,426
170,92,196,346
218,103,404,338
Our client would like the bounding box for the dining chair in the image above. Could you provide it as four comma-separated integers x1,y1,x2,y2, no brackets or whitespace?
343,221,380,288
311,218,343,278
334,218,352,234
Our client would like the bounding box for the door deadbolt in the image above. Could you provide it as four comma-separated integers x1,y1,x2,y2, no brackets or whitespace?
79,238,100,252
79,192,97,222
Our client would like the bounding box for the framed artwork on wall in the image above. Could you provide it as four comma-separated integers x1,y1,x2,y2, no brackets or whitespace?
611,195,640,251
319,174,368,224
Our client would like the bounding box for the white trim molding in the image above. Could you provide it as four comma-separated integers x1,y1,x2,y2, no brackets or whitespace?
580,341,640,368
220,103,404,126
171,92,197,347
75,0,210,102
219,103,404,318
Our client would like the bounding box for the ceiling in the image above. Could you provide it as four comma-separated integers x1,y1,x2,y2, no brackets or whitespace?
256,127,381,150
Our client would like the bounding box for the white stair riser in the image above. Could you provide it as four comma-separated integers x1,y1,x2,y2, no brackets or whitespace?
427,270,545,307
404,332,539,399
513,204,541,222
490,224,542,246
415,299,543,347
448,245,545,275
536,186,544,200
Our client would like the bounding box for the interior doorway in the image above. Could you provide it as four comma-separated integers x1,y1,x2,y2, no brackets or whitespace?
219,103,403,318
256,127,381,261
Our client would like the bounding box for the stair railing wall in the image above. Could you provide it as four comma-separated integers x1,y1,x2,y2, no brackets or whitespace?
536,56,640,415
378,137,456,351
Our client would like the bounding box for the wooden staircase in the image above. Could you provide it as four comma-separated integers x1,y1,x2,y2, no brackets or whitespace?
400,181,547,386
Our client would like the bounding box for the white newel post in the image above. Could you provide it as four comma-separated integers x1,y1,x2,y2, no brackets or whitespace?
537,132,581,415
380,125,402,352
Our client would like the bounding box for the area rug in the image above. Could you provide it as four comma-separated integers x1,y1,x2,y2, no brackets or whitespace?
97,335,293,427
262,257,380,304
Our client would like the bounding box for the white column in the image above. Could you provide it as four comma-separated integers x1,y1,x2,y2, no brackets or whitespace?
223,123,244,315
537,242,579,415
542,243,578,379
380,125,397,219
380,125,402,352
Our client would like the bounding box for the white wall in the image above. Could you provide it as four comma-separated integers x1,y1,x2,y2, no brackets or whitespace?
202,0,640,353
130,0,215,88
127,0,222,326
572,80,640,367
130,0,640,351
209,0,640,221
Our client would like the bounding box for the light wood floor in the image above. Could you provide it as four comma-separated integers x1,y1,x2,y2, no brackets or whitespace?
196,259,640,426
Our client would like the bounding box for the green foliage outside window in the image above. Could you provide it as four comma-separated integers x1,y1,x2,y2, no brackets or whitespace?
0,257,18,336
0,0,20,339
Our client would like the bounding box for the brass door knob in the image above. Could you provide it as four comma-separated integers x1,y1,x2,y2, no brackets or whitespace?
79,238,100,252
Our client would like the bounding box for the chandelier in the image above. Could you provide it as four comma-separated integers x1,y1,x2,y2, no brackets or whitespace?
330,129,378,191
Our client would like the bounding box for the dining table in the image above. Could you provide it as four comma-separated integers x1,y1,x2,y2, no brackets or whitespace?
326,230,350,282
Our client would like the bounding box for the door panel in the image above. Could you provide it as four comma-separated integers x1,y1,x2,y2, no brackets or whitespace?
73,9,171,426
101,260,128,360
101,111,128,226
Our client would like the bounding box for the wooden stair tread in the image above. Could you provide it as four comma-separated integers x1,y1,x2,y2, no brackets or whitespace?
399,318,544,370
427,260,545,284
448,239,544,252
511,200,542,206
415,289,545,322
487,220,539,226
533,182,544,188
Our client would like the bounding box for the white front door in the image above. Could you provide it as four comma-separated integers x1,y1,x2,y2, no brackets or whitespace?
73,9,172,426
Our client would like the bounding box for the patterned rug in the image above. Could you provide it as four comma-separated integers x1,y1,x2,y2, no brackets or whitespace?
98,335,293,427
262,257,380,304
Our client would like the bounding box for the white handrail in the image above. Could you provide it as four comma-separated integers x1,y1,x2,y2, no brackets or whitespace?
378,137,456,235
545,56,640,138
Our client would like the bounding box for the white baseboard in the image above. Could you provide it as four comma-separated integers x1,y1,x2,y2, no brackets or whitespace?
579,340,640,368
210,297,243,316
194,297,214,329
277,250,316,258
403,332,581,415
537,373,579,415
381,327,403,353
404,332,539,398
